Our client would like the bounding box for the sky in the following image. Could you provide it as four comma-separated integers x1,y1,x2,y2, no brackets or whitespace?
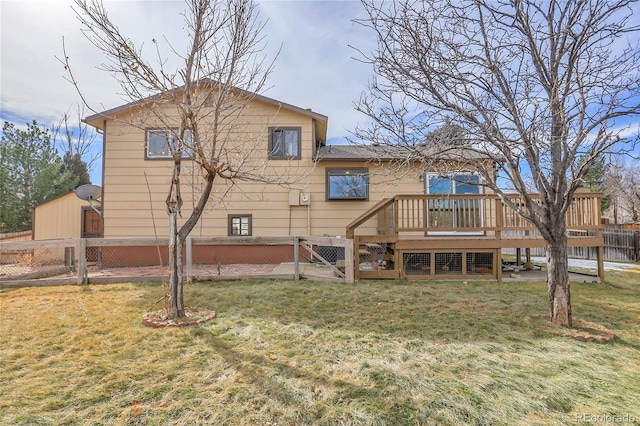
1,0,639,187
0,0,375,184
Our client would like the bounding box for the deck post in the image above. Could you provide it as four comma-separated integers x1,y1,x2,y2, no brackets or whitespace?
496,249,503,282
596,225,605,283
495,197,503,241
354,235,361,281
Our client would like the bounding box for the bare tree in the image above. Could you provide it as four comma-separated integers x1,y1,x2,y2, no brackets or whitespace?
603,155,624,224
353,0,640,326
51,106,99,186
64,0,292,318
52,106,101,173
606,158,640,224
622,170,640,223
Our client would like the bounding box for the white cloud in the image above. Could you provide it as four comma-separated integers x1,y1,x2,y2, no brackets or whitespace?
259,0,374,141
0,0,375,143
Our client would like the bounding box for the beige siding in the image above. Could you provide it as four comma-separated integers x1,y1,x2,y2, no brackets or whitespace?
101,98,426,238
33,192,93,239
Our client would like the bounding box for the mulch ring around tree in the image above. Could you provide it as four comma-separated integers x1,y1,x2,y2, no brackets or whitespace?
142,307,216,328
553,318,615,343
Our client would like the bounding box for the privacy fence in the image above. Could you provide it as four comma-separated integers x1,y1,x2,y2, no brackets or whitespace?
503,227,640,262
0,236,354,288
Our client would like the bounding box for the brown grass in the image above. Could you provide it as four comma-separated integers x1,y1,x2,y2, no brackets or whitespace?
1,271,639,425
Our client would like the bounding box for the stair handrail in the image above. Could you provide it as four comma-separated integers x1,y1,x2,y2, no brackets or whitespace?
345,197,396,239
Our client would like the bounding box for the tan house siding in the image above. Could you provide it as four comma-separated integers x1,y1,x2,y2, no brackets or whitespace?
104,146,424,239
99,99,324,238
88,88,445,240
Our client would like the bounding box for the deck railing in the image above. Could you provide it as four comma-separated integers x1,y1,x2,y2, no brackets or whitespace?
346,192,604,281
347,192,602,238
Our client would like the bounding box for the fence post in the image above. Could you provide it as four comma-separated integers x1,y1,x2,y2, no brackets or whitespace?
344,238,354,284
635,231,640,262
294,236,300,281
76,238,87,285
186,236,193,283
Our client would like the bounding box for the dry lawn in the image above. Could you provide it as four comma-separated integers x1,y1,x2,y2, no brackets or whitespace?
1,270,639,425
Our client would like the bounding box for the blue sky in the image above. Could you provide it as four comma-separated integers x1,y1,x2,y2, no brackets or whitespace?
1,0,639,188
1,0,374,184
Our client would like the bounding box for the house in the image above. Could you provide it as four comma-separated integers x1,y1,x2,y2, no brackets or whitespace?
81,84,433,268
82,83,604,280
82,86,430,241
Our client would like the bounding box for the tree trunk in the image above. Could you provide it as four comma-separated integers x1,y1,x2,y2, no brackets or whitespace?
546,236,572,327
168,235,185,318
167,159,186,319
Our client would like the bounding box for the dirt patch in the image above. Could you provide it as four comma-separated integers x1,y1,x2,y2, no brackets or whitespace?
142,307,216,328
554,318,615,343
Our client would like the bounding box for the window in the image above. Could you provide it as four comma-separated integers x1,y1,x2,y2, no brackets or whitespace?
326,167,369,200
269,127,301,159
228,214,252,236
146,129,192,159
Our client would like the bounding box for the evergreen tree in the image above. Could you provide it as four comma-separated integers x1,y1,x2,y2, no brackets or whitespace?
0,121,77,232
578,154,611,213
61,151,91,187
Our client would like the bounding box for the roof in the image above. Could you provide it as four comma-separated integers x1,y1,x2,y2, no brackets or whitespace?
315,143,500,162
83,80,328,143
33,191,102,209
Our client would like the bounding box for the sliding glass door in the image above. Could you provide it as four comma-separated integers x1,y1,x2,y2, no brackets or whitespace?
426,174,482,234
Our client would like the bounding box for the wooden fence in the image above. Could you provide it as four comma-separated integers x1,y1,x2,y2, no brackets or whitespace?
0,236,354,287
601,228,639,262
508,227,640,262
0,231,32,242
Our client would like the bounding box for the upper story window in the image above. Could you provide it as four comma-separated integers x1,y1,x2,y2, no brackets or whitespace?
326,167,369,200
269,127,301,159
146,129,193,159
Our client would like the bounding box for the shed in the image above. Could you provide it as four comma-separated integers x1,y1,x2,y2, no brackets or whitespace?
33,192,102,240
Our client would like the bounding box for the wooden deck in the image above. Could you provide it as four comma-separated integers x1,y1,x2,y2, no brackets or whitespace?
346,193,604,281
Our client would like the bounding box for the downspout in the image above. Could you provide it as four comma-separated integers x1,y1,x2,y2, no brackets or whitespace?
100,120,107,237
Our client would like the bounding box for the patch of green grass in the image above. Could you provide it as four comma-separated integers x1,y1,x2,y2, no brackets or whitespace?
1,272,640,425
